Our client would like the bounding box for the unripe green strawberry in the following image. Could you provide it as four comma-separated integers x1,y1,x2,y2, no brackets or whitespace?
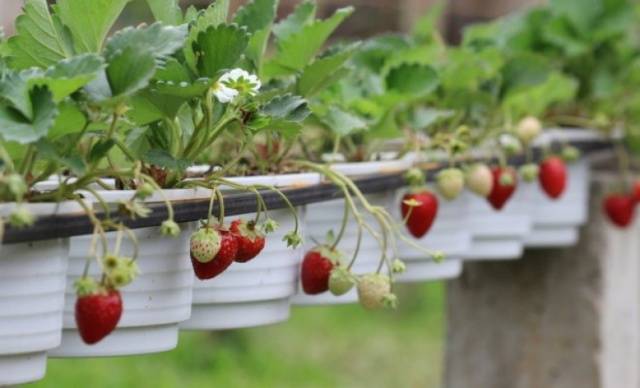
466,163,493,197
562,145,580,162
328,267,355,296
519,163,539,183
190,227,221,263
437,168,464,200
516,116,542,144
357,273,393,310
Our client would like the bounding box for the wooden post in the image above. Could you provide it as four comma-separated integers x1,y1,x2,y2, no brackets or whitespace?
444,173,640,388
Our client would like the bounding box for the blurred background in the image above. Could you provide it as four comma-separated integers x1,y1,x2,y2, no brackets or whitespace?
1,0,538,387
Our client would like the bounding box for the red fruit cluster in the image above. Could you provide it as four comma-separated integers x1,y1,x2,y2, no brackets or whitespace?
191,229,238,280
191,219,268,280
603,182,640,229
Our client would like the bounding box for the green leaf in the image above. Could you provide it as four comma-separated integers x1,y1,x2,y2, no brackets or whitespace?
550,0,602,33
297,42,359,97
266,7,354,75
7,0,74,69
234,0,277,75
385,63,439,97
184,0,229,72
56,0,131,53
234,0,278,33
273,0,316,40
0,71,34,119
49,101,86,139
87,24,187,102
145,0,183,25
30,54,105,102
143,149,190,170
0,87,58,144
88,139,116,163
35,139,86,175
193,24,250,78
261,94,310,122
503,72,578,117
409,107,455,130
320,107,367,136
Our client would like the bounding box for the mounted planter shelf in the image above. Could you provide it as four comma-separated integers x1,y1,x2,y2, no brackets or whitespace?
0,202,82,385
395,193,470,283
182,173,320,330
293,159,412,306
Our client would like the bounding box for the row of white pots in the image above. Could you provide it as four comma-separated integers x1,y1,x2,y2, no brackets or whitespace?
0,159,591,384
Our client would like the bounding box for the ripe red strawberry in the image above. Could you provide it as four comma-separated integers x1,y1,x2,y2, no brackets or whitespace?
75,289,123,345
603,194,635,228
633,181,640,203
191,229,238,280
487,166,517,210
401,190,438,238
301,246,342,295
539,156,567,199
230,219,266,263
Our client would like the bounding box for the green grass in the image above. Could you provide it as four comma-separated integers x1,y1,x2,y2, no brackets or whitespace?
30,282,444,388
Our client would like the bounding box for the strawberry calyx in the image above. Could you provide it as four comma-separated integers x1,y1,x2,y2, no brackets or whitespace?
231,219,264,242
314,245,345,265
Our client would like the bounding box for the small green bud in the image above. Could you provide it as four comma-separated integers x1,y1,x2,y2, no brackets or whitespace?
391,259,406,274
562,146,580,162
383,293,398,309
432,251,446,263
262,219,279,234
161,220,181,237
9,206,34,228
519,164,539,183
102,254,120,271
284,231,302,248
135,183,155,199
404,168,425,187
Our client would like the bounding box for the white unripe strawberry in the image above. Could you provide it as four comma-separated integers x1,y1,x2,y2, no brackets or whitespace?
466,163,493,197
437,168,465,200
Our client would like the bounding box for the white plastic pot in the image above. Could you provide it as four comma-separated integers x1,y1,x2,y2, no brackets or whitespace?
395,193,471,283
460,189,532,261
523,160,590,247
293,159,413,306
182,173,320,330
182,208,304,330
51,224,195,357
52,189,197,357
0,202,81,385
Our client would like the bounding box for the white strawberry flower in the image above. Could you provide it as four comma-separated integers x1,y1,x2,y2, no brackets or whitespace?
212,68,261,103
